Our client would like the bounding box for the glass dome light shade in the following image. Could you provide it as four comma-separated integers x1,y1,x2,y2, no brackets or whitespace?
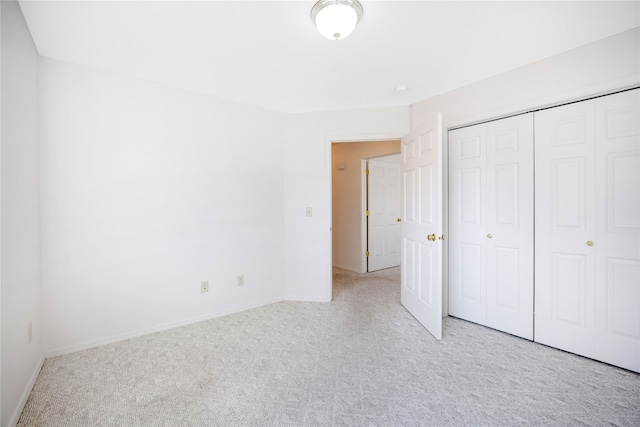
312,0,363,41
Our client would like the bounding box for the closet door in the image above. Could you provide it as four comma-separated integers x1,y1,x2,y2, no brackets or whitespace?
535,89,639,372
593,90,640,371
449,124,487,325
449,114,534,339
485,115,534,339
534,101,596,356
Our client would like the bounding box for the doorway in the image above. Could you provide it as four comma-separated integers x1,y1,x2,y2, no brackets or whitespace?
331,140,401,273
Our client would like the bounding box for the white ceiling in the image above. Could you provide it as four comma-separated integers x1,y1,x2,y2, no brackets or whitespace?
18,1,640,113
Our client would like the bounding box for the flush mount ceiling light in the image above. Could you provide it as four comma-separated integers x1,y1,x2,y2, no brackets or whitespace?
311,0,363,41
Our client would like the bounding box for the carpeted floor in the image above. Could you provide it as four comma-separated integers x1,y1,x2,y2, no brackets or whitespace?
18,267,640,426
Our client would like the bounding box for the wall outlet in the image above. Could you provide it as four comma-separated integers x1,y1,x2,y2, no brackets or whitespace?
237,275,245,287
201,281,209,293
28,323,33,344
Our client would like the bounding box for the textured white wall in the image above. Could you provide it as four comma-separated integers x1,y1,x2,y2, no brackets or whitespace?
1,1,44,425
39,58,286,356
283,108,410,302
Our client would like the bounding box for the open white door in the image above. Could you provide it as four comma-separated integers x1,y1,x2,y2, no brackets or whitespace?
401,114,443,340
367,155,401,272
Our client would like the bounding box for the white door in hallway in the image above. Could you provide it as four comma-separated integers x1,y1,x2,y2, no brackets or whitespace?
367,155,401,272
401,114,443,340
535,88,640,372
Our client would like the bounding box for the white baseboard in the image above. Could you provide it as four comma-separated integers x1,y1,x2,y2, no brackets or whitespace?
45,296,284,358
284,295,331,303
8,353,45,427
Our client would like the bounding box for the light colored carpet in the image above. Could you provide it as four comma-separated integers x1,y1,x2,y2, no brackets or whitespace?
18,267,640,426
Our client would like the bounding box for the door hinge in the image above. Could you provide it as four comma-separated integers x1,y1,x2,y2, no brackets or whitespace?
366,251,370,257
366,169,370,175
365,210,369,216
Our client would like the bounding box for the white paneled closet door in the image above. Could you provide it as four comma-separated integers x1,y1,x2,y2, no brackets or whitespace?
448,123,486,325
535,88,640,373
449,114,534,340
485,116,534,338
534,100,596,356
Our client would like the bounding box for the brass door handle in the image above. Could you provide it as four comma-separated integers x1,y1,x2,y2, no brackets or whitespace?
427,234,436,241
397,218,401,222
587,240,594,246
487,233,493,239
438,234,445,241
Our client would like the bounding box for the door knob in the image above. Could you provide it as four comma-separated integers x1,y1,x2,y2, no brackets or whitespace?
427,233,436,241
397,218,401,222
586,240,594,246
438,234,445,241
487,233,493,239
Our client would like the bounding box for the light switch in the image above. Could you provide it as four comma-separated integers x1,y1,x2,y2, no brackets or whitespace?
306,207,312,217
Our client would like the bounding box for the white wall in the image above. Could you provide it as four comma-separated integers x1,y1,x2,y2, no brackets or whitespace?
332,141,400,272
1,1,44,426
412,27,640,130
39,58,286,356
283,108,410,301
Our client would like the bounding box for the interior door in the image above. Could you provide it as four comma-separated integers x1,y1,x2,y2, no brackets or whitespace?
401,114,443,340
448,124,487,325
484,115,534,339
448,114,534,340
593,89,640,372
367,155,401,272
535,99,597,357
535,89,640,372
